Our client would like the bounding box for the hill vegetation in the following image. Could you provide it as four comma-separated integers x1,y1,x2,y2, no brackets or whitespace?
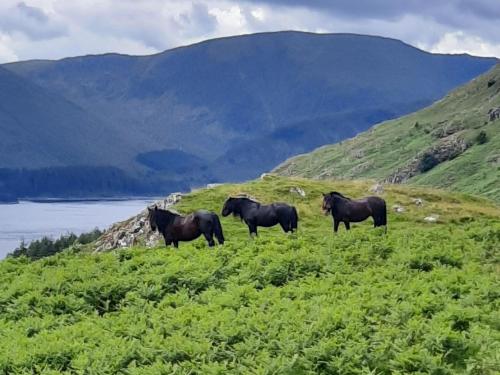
274,64,500,202
1,176,499,373
2,31,498,199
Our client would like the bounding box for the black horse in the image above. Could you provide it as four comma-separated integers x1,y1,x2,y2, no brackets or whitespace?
221,196,298,236
147,206,224,248
322,192,387,233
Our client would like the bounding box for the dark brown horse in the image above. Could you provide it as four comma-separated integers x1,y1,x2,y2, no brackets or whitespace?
221,196,298,236
322,192,387,233
147,206,224,248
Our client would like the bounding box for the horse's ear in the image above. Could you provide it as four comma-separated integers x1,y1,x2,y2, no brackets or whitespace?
154,205,158,211
147,207,152,212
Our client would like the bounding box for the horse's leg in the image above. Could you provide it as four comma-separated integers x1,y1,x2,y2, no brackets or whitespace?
173,241,179,248
279,220,289,233
344,221,350,231
203,231,215,247
249,224,258,237
333,219,340,233
162,232,172,248
373,215,387,233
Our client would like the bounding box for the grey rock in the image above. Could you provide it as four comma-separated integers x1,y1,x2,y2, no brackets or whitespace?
93,191,182,253
424,214,439,223
289,187,306,197
369,183,384,194
488,107,500,122
392,204,405,213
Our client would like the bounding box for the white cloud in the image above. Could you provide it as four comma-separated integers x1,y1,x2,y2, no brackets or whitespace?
0,1,67,40
0,34,18,63
427,31,500,57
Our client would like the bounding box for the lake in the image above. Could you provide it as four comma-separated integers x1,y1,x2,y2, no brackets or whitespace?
0,199,155,259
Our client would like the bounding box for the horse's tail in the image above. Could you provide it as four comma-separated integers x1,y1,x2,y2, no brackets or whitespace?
212,214,225,244
380,200,387,232
290,206,299,231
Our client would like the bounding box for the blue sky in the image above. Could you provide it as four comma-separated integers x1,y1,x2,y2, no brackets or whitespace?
1,0,500,63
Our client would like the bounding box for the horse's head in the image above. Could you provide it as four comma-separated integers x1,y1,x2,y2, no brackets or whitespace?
221,198,234,217
147,206,158,232
322,193,333,215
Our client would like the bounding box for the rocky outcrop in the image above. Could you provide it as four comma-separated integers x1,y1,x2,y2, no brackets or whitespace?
488,107,500,122
431,121,463,139
289,187,306,197
93,192,183,252
385,137,470,184
369,183,384,194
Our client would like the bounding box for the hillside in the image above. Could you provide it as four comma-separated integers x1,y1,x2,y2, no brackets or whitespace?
1,176,499,373
0,67,126,169
274,64,500,202
2,31,498,198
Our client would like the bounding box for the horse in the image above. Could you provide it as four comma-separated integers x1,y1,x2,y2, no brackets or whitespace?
221,196,298,236
147,206,224,248
322,191,387,233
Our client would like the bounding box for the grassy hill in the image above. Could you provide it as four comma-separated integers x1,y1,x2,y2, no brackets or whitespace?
2,31,498,198
274,64,500,202
1,176,499,374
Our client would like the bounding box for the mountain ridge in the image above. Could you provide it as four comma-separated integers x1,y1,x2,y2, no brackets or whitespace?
2,31,498,199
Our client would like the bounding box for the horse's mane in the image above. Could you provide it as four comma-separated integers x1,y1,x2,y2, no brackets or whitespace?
230,194,260,204
148,206,180,217
330,191,352,200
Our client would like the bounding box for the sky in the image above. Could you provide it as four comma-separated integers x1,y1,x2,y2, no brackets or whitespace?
1,0,500,63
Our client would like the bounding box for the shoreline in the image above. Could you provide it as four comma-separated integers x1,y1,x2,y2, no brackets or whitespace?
0,196,162,205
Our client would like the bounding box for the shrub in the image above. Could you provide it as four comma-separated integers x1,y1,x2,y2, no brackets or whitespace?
419,153,440,172
476,130,488,145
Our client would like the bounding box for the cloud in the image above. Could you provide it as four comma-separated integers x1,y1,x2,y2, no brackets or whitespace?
0,0,499,63
179,2,218,37
0,1,67,40
0,34,18,63
427,31,500,57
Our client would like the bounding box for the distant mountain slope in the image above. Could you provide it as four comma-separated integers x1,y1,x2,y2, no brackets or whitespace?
0,66,130,168
2,31,498,197
274,64,500,201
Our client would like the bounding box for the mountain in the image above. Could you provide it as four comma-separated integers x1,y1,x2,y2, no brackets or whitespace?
0,66,130,167
0,66,172,198
274,63,500,202
2,31,498,198
1,176,499,372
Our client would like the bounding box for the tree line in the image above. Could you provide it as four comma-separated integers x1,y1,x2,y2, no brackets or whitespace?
9,229,103,260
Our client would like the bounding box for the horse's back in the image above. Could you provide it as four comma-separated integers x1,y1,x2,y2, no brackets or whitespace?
271,202,294,211
193,210,216,220
366,196,386,207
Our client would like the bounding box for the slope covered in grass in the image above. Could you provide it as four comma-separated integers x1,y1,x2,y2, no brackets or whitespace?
274,64,500,202
1,176,499,374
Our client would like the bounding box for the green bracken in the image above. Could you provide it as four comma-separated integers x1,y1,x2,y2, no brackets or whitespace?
0,176,499,374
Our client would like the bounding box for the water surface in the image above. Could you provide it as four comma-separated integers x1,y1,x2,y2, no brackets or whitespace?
0,200,154,259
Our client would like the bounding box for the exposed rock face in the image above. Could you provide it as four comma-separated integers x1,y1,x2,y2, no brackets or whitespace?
392,205,405,213
289,187,306,197
424,214,439,223
432,122,463,139
369,183,384,194
413,198,423,206
385,137,469,184
488,107,500,122
93,192,183,252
